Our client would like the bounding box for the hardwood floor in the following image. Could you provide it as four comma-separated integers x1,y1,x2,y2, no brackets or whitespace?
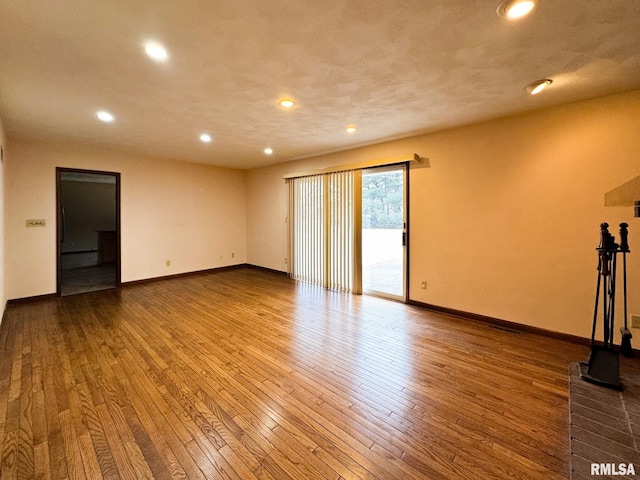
0,267,627,479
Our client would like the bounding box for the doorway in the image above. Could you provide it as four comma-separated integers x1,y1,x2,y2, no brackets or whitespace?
56,168,121,296
362,165,407,300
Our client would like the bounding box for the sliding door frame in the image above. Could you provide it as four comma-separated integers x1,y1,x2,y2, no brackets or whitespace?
286,153,418,303
361,162,409,302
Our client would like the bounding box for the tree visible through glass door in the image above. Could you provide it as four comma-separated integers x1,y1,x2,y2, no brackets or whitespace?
362,166,406,299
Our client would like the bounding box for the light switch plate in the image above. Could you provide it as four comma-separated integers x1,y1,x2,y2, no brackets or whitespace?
26,219,46,227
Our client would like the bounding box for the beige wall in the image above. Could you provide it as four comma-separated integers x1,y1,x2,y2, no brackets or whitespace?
5,140,247,299
246,90,640,339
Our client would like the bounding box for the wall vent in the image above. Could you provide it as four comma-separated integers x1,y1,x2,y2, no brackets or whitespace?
488,325,522,335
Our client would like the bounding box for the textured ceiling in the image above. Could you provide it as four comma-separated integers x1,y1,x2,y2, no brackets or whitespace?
0,0,639,169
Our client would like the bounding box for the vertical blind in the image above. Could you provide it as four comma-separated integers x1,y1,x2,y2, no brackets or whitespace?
289,174,325,287
288,170,362,293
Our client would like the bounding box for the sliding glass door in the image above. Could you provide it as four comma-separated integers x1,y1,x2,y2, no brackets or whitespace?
287,162,408,301
362,165,407,300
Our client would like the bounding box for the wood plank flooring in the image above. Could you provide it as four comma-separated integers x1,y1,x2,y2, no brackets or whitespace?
0,266,627,479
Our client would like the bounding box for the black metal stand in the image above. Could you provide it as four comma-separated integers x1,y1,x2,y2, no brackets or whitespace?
579,350,621,390
579,222,627,391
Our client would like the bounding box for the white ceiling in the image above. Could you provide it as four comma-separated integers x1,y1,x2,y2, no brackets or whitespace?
0,0,639,169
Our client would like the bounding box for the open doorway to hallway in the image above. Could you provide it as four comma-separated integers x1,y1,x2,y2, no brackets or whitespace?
57,168,121,296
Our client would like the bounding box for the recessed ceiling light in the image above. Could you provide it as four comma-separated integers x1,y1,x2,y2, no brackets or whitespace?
264,148,273,155
497,0,537,19
346,125,357,133
279,99,295,108
200,133,212,143
144,42,169,61
96,111,114,123
524,79,552,95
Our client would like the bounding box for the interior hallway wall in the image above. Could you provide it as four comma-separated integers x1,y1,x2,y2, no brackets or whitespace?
5,141,247,299
60,179,117,254
246,90,640,339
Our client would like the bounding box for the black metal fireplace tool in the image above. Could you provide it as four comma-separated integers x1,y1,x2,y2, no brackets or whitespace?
579,222,631,390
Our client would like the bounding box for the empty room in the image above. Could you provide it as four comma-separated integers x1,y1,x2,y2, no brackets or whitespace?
1,1,639,479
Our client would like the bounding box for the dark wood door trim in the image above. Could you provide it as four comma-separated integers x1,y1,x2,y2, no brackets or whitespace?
404,161,410,304
56,167,122,296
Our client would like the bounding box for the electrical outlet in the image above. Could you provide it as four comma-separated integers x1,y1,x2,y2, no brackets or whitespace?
231,252,235,258
284,258,288,264
631,315,640,329
421,280,427,290
166,260,171,267
26,219,46,227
